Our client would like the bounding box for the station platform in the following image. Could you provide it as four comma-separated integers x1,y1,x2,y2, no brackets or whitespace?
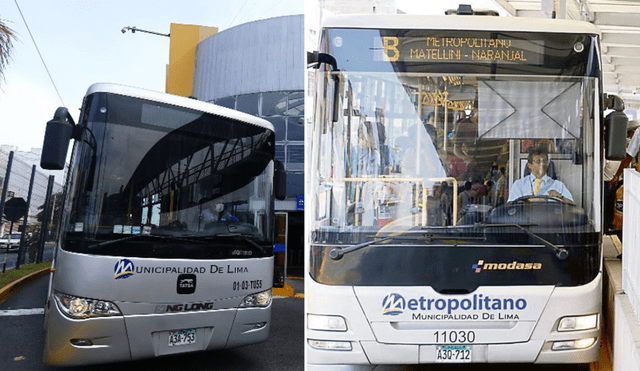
599,234,623,371
591,234,620,371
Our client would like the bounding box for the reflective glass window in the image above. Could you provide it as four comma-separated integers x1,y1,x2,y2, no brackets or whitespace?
236,94,259,116
262,92,288,116
214,96,235,109
287,116,304,141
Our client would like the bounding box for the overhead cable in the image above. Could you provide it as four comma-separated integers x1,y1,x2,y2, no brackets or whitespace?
13,0,65,106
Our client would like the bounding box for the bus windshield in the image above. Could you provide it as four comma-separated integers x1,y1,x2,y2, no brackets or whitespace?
309,28,600,289
63,92,276,259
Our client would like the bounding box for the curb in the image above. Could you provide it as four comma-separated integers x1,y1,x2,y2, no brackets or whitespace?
0,268,51,304
273,276,305,298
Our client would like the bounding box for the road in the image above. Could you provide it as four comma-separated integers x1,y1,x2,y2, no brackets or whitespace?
0,275,304,371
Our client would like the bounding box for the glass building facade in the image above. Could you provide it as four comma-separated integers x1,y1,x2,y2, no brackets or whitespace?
211,90,304,191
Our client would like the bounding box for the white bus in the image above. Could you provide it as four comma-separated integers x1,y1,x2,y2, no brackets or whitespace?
306,8,627,366
40,83,285,366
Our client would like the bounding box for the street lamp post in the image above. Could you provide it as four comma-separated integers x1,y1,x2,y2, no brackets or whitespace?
121,26,169,37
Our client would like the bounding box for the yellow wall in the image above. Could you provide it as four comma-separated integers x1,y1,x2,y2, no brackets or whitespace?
166,23,218,97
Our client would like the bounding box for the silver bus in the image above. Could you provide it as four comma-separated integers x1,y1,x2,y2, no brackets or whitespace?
40,83,285,365
306,8,627,366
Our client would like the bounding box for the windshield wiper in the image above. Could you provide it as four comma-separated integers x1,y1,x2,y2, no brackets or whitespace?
328,229,484,261
482,223,569,260
329,236,394,260
328,223,569,261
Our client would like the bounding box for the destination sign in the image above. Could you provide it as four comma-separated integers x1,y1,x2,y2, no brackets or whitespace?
377,36,543,64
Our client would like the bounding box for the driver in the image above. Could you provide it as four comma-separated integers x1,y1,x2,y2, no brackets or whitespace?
507,146,573,203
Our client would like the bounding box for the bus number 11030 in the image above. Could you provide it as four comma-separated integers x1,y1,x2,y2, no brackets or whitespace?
434,330,476,343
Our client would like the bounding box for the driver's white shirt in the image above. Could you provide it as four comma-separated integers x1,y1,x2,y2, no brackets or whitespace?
507,174,574,202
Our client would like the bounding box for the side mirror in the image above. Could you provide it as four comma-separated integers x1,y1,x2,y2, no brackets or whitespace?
605,94,625,111
604,94,627,160
274,160,287,200
605,110,628,160
40,107,76,170
307,51,338,71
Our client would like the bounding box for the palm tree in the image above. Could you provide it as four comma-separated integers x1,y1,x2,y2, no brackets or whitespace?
0,19,16,83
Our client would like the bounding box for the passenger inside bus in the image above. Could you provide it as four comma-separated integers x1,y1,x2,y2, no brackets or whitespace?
354,121,381,176
507,146,574,203
450,109,508,182
399,122,446,178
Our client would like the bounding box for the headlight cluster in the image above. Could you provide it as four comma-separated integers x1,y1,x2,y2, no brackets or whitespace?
307,314,347,331
551,314,598,351
240,289,272,308
557,314,598,332
54,292,122,319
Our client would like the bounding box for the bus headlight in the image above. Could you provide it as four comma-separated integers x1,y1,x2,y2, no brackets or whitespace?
240,289,272,308
307,314,347,331
54,292,122,319
552,337,596,351
557,314,598,332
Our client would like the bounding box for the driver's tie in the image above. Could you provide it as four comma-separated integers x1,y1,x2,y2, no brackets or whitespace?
534,178,542,195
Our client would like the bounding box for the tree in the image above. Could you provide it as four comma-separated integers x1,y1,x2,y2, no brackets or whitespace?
0,19,16,83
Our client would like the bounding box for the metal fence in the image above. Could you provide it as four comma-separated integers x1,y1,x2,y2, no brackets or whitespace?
0,148,63,268
1,151,49,212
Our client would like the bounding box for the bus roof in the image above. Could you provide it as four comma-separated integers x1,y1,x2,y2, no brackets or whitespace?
85,83,274,132
321,13,600,36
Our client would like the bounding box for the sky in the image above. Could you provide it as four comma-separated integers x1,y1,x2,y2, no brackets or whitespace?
0,0,304,152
